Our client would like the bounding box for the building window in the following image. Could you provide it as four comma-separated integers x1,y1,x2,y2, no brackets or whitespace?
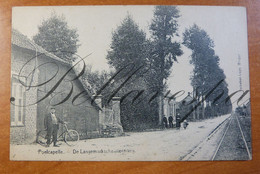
11,74,26,126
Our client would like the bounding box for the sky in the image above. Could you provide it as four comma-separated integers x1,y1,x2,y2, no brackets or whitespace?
12,6,250,103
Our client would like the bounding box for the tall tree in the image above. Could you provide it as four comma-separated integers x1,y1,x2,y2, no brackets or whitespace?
33,13,79,62
149,6,183,123
107,15,149,71
150,6,183,88
183,24,232,119
106,15,158,130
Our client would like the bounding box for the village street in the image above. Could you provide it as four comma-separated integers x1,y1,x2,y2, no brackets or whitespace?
10,114,235,161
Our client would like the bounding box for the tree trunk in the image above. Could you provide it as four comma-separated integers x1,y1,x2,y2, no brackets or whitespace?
202,98,205,119
158,94,163,125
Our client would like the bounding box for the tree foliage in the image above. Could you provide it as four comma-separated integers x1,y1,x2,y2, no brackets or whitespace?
183,24,232,116
33,14,79,62
107,15,150,71
149,6,183,90
81,65,112,95
105,15,158,130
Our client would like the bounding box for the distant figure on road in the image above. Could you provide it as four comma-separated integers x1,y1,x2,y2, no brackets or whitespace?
168,116,173,128
183,120,189,129
176,114,181,130
162,116,168,129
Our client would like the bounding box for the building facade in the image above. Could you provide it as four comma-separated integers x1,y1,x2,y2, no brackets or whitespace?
10,29,101,144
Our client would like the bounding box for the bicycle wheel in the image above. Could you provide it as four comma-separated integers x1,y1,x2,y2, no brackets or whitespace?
36,130,51,146
64,130,79,146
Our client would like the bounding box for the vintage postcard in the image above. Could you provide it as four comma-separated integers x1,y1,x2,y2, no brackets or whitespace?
10,5,251,161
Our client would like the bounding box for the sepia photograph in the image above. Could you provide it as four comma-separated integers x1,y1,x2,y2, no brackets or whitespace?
10,5,251,161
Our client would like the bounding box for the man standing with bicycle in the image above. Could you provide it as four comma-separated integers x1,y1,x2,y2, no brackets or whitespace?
44,107,64,147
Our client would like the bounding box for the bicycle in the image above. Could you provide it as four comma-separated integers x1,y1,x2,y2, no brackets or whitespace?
36,122,79,147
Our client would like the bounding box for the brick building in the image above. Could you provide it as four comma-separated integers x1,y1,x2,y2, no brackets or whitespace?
10,29,101,144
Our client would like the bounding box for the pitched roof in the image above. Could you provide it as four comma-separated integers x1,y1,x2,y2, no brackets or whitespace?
12,29,70,65
11,29,101,110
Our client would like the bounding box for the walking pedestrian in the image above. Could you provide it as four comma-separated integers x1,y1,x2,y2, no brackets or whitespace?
176,113,181,130
168,116,173,128
162,116,168,129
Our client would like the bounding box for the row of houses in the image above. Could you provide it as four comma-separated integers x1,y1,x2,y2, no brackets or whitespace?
10,29,123,144
162,90,236,125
